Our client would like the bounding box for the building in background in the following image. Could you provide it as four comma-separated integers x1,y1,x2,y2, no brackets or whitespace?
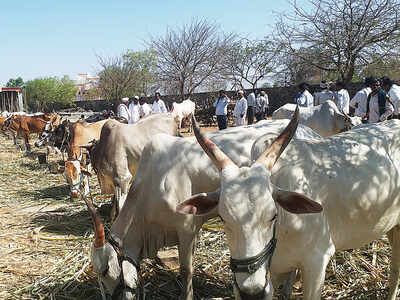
0,87,25,112
75,73,101,101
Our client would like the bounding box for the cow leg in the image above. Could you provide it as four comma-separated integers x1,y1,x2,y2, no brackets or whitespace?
301,253,331,300
178,231,196,300
276,270,298,300
24,133,31,152
386,225,400,300
114,173,132,217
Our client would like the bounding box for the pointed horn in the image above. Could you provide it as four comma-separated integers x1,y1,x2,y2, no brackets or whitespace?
256,105,299,170
192,115,236,171
83,197,105,248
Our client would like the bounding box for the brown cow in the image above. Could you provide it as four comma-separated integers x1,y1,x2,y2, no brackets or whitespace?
62,119,109,198
4,114,60,151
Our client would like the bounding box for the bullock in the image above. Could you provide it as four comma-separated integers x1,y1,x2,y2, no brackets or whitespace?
179,112,400,300
3,113,60,151
272,100,361,137
83,119,321,300
84,114,180,218
62,119,109,198
171,99,196,133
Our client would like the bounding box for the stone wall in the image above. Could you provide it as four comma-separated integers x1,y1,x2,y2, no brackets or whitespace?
73,82,366,124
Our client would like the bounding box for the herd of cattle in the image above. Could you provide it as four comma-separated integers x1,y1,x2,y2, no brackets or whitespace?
1,100,400,300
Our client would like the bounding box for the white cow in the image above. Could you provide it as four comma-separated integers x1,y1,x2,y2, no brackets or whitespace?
171,99,196,133
272,100,361,137
179,112,400,300
83,120,321,300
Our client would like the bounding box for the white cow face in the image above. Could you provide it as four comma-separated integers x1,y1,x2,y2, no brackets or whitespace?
63,160,91,198
35,126,52,147
178,110,323,299
84,198,137,300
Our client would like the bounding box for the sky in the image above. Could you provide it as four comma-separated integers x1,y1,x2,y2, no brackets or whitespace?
0,0,295,86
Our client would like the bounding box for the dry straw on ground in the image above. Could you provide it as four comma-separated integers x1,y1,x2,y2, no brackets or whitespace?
0,133,394,299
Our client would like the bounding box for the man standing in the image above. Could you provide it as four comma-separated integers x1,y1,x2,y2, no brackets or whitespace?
117,97,131,123
255,90,269,121
335,81,350,114
381,76,400,119
152,92,168,114
128,96,141,124
295,83,314,107
233,90,247,126
139,97,152,117
247,90,256,125
213,90,230,130
350,77,372,117
314,81,335,106
365,77,394,123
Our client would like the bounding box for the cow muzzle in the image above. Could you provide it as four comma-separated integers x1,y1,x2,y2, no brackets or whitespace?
231,222,277,300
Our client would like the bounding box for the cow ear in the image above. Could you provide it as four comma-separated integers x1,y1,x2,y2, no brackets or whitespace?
272,188,323,214
176,190,220,216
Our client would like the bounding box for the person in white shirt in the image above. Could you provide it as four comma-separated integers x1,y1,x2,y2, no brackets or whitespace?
247,90,256,125
255,90,269,121
295,83,314,107
350,77,373,117
213,90,230,130
152,92,168,114
117,97,131,123
382,76,400,119
233,90,247,126
334,81,350,114
314,81,335,106
139,97,152,117
128,96,141,124
365,77,394,123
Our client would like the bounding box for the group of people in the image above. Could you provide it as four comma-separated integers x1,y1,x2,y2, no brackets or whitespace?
117,92,168,124
296,76,400,124
213,89,269,130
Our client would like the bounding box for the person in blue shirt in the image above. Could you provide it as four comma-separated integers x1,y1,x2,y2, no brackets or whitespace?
213,90,231,130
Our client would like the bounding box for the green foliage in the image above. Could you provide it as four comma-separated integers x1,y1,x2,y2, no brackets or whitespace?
25,76,77,112
6,77,24,87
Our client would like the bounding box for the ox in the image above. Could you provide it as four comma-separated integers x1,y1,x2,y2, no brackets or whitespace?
62,119,109,198
179,112,400,300
84,114,180,218
272,100,361,137
3,113,60,151
83,119,321,300
171,99,196,133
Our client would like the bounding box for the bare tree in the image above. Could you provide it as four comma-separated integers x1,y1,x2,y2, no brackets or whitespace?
274,47,327,86
149,19,237,100
223,39,281,90
275,0,400,85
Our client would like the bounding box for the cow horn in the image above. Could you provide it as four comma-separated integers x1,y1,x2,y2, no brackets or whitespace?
83,197,105,248
255,105,299,170
192,115,236,171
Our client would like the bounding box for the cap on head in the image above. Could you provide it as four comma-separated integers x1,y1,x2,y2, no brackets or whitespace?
381,76,393,87
122,97,129,102
238,90,244,95
134,96,139,100
320,81,329,89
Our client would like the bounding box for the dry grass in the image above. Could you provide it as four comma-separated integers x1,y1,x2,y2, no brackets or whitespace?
0,131,396,299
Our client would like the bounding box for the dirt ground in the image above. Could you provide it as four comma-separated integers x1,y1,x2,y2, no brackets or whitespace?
0,127,396,300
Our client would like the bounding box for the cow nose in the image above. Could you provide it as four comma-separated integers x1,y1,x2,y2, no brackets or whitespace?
71,191,80,198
